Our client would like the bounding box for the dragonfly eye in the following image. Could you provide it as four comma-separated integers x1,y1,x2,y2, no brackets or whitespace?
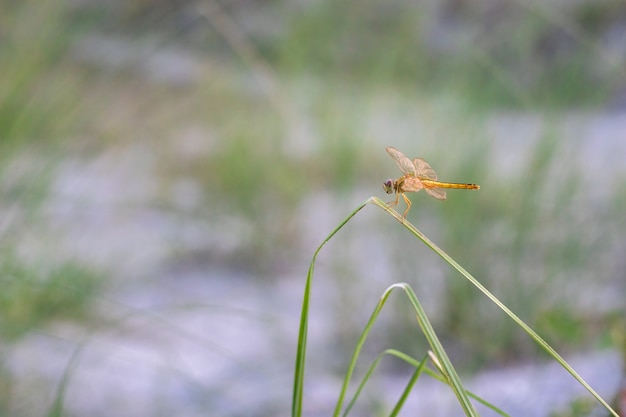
383,179,394,194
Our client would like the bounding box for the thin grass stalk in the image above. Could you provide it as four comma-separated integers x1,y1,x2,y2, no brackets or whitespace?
292,201,369,417
401,283,478,415
293,197,503,417
346,348,510,417
47,338,86,417
333,283,404,417
341,350,425,416
331,282,476,416
388,353,429,417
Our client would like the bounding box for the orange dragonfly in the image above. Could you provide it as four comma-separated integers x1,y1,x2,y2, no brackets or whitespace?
383,147,480,218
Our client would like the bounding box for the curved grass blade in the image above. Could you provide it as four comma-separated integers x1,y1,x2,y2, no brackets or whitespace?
341,350,428,417
292,200,369,417
401,283,479,416
388,352,429,417
333,282,477,416
345,348,510,417
294,198,505,417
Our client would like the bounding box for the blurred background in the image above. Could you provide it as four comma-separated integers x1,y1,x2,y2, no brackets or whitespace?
1,0,625,416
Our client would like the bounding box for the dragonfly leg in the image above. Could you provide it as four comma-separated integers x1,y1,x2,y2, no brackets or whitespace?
386,192,400,208
401,193,411,218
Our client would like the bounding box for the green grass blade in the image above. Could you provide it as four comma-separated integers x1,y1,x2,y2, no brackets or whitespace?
47,338,86,417
466,391,512,417
388,352,429,417
295,198,507,417
385,351,510,416
334,283,401,417
341,350,428,417
401,283,479,416
334,282,477,416
368,196,619,417
341,351,389,417
292,200,369,417
344,348,510,417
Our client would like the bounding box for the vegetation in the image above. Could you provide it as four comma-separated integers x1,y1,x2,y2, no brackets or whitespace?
0,0,100,331
292,197,619,416
1,0,624,415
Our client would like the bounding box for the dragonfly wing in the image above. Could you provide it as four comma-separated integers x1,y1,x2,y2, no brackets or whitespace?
413,158,438,180
401,176,424,192
425,187,447,200
387,147,416,176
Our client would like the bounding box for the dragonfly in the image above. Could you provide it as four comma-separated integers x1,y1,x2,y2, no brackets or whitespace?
383,147,480,218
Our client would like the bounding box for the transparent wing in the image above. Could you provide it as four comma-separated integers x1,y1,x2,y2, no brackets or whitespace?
386,147,416,176
414,158,438,180
400,177,424,192
425,187,447,200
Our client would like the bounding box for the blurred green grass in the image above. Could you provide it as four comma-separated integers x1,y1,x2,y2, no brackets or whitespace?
0,255,101,341
273,0,621,109
0,0,102,344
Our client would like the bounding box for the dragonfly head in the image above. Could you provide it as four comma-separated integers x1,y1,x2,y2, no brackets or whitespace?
383,179,395,194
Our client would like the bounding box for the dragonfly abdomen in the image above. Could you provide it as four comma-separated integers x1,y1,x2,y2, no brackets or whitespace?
421,180,480,190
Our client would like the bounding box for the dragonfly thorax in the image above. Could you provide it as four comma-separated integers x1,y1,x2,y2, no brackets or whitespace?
383,179,396,194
